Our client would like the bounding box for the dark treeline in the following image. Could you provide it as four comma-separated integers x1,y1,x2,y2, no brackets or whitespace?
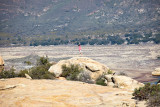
0,32,160,47
29,33,160,46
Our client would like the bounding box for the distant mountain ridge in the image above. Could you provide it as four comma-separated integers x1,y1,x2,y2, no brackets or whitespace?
0,0,159,36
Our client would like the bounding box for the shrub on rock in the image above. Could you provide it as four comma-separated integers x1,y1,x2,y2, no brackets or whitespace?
37,56,49,66
96,75,107,86
108,69,113,74
28,57,55,79
18,69,29,77
133,83,160,107
0,67,17,78
61,64,83,81
0,56,56,79
29,66,55,79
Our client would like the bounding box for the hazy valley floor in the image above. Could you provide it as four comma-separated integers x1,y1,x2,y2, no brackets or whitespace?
0,44,160,83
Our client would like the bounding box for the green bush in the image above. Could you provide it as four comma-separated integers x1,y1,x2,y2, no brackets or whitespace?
25,56,55,79
96,74,107,86
0,67,17,78
147,92,160,107
37,56,49,66
18,69,29,77
61,64,83,81
108,69,113,74
0,56,55,79
133,83,160,107
29,65,55,79
96,77,107,86
28,56,55,79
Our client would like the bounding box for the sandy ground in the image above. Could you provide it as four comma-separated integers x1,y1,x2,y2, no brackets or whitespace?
0,44,160,82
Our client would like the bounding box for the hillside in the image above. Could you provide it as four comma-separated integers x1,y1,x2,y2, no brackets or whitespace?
0,0,160,46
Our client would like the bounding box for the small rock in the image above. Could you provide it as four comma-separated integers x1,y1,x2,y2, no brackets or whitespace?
107,82,115,87
152,68,160,76
0,79,6,81
104,75,144,90
104,79,108,84
104,75,112,82
25,73,32,79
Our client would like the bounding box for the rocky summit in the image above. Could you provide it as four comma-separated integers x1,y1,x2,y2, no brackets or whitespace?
0,78,145,107
49,57,110,81
49,57,144,90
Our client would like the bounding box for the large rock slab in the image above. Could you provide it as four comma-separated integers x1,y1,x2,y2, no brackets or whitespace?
152,68,160,76
0,78,145,107
49,57,110,81
105,75,144,90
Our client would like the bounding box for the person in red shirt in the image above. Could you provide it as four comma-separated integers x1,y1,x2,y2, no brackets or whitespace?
78,44,82,55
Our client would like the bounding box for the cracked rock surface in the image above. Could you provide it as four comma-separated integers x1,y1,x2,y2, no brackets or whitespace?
0,78,146,107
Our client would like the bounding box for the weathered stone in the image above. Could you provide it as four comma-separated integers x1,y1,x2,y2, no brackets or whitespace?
0,78,146,107
114,76,144,90
85,63,100,72
104,75,144,90
49,57,110,81
0,79,6,81
0,56,4,65
0,56,4,72
152,68,160,76
25,73,32,80
107,82,115,87
104,75,113,82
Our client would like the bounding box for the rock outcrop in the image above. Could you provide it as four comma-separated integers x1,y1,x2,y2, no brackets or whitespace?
48,57,144,90
49,57,111,81
105,75,144,90
0,78,146,107
152,68,160,76
0,56,4,72
0,56,4,65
